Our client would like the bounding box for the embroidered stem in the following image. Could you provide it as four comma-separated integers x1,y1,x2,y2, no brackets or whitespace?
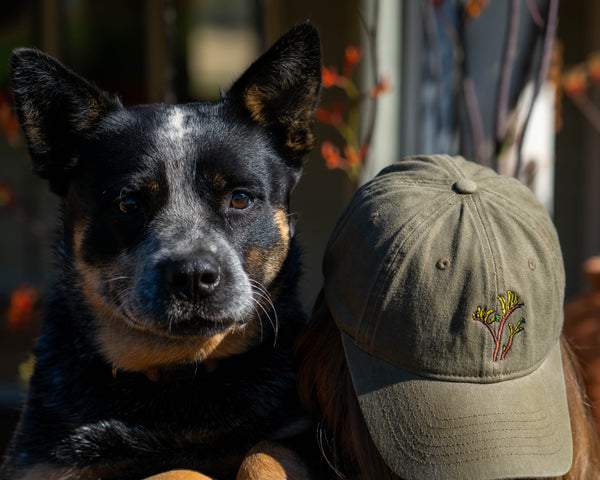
493,303,522,361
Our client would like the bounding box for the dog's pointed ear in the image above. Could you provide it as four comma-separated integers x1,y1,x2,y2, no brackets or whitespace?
228,23,321,159
10,48,123,196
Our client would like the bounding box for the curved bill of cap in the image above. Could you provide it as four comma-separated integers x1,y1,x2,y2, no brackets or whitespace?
341,334,573,480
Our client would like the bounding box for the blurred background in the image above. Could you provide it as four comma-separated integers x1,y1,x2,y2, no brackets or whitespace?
0,0,599,452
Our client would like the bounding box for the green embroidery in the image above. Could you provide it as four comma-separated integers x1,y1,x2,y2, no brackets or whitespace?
472,290,525,361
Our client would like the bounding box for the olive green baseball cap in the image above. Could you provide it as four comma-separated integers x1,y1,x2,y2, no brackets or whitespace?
323,155,572,479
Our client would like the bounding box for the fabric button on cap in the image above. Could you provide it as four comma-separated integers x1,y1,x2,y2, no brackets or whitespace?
454,177,478,194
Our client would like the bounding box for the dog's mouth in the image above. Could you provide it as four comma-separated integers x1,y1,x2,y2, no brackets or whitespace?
119,304,251,338
91,252,259,338
78,248,273,372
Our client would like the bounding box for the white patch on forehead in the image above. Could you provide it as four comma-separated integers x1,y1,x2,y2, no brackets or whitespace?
159,106,194,197
167,107,186,138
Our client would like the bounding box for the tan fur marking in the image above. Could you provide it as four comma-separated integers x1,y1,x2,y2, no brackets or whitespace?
22,101,49,154
96,316,260,372
147,180,160,196
274,209,290,240
243,85,275,126
143,470,215,480
243,81,318,152
247,209,290,286
72,218,120,328
211,173,227,189
236,441,311,480
70,97,107,133
72,219,88,255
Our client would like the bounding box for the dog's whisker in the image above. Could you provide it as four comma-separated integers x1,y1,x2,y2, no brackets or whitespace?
249,296,277,346
249,303,265,344
248,280,279,346
104,276,134,284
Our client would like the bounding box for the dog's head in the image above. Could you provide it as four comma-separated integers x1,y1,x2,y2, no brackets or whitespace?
10,24,321,373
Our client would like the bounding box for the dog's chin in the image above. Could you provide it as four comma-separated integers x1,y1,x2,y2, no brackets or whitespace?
145,315,248,338
96,308,261,373
121,296,255,338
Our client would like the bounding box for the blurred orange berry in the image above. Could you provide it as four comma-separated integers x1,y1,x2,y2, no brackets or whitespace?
321,141,344,169
0,92,21,147
370,76,392,98
344,46,363,67
322,66,339,88
465,0,489,19
343,46,363,77
589,55,600,83
7,284,39,330
563,69,588,98
0,181,16,208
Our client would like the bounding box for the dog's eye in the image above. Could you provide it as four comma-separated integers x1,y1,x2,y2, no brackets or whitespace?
117,197,140,215
230,192,251,210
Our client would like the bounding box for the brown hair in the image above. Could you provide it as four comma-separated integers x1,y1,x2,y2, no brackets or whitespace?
294,294,600,480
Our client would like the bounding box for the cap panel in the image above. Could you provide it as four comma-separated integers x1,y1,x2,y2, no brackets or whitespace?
324,180,458,344
359,194,496,379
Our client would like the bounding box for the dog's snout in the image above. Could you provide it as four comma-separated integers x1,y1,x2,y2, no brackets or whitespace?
164,256,221,301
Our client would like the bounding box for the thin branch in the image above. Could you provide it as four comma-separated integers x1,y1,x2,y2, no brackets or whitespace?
514,0,559,177
358,0,380,152
463,77,485,164
495,0,521,150
524,0,545,28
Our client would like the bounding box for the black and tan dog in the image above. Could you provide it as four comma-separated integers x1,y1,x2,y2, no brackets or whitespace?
1,23,321,480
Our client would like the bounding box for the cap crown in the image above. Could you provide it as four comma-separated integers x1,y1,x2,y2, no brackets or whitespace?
324,155,565,382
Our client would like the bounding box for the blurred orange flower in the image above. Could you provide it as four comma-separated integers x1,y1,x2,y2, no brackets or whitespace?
589,54,600,83
0,181,16,208
563,68,588,98
321,141,343,169
370,76,392,98
318,43,391,183
343,46,363,76
7,284,39,330
322,66,339,88
464,0,490,19
0,92,21,147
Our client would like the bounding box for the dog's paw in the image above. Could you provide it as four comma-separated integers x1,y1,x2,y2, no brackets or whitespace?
143,470,215,480
236,441,312,480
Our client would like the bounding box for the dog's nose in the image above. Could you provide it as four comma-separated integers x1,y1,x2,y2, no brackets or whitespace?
165,257,221,301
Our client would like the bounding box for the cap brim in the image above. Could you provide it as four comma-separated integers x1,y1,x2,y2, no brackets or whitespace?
341,335,573,480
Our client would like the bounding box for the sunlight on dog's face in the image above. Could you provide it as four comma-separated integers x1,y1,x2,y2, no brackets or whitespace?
65,105,293,368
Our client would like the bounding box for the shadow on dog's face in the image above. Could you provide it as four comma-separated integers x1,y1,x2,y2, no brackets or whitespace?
10,24,321,373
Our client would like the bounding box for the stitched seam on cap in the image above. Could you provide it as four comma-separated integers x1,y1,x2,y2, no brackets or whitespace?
484,188,558,257
437,154,467,179
379,388,562,467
